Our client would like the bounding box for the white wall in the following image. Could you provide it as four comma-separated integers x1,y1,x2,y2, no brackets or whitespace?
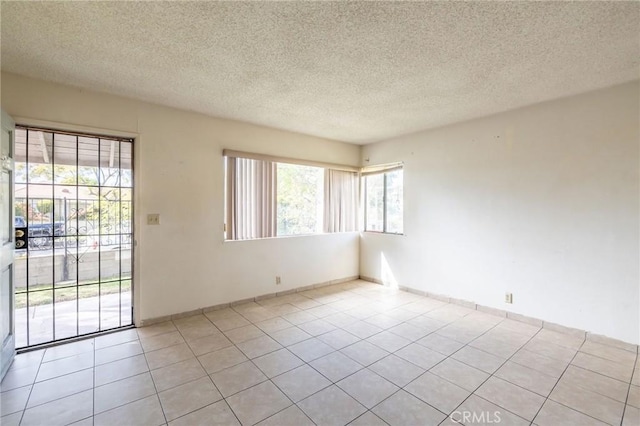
361,81,640,344
1,72,360,322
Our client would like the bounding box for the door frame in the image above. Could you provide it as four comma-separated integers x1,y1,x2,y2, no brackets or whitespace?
10,117,140,350
1,109,16,380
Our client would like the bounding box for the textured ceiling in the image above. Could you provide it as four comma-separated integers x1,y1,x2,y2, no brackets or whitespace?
1,1,639,144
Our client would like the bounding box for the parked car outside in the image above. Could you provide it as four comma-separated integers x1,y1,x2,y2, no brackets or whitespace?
14,216,65,249
14,216,26,227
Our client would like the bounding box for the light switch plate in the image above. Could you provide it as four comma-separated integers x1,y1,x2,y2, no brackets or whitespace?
147,214,160,225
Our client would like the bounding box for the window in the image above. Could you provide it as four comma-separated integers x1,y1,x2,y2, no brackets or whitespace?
224,150,358,240
364,167,403,234
277,163,324,236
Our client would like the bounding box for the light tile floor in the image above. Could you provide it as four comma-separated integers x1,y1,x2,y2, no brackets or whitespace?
1,280,638,426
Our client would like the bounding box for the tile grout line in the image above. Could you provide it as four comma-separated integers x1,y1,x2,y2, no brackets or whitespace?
10,354,88,417
91,371,155,417
214,369,291,422
92,339,96,426
138,327,169,426
329,323,459,425
422,315,543,424
8,284,382,422
152,329,208,424
8,350,98,413
269,351,373,425
150,284,632,424
177,314,245,426
424,319,526,419
369,301,634,423
0,305,509,421
10,333,255,420
245,338,334,422
158,289,377,424
619,350,639,426
6,281,636,426
272,300,512,424
350,410,391,426
568,349,638,382
526,335,615,425
17,347,57,425
184,285,388,423
525,331,583,424
510,346,633,389
250,377,311,425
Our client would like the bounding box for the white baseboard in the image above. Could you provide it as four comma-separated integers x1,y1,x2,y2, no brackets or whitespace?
357,277,638,353
139,275,360,327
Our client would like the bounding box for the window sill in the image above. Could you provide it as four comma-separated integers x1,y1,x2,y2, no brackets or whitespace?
362,231,404,236
224,231,360,243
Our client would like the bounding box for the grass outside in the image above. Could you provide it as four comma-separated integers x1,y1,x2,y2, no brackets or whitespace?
15,279,131,308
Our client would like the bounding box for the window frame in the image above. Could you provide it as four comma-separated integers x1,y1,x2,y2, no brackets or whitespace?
363,166,403,235
223,150,360,241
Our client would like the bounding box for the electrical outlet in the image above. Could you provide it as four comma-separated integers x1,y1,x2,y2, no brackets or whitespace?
276,276,281,285
505,292,513,304
147,214,160,225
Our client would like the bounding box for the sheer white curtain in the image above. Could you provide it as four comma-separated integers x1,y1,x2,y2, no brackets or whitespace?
324,169,358,233
226,157,276,240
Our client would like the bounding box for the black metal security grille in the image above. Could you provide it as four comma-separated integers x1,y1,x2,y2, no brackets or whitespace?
14,126,133,348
